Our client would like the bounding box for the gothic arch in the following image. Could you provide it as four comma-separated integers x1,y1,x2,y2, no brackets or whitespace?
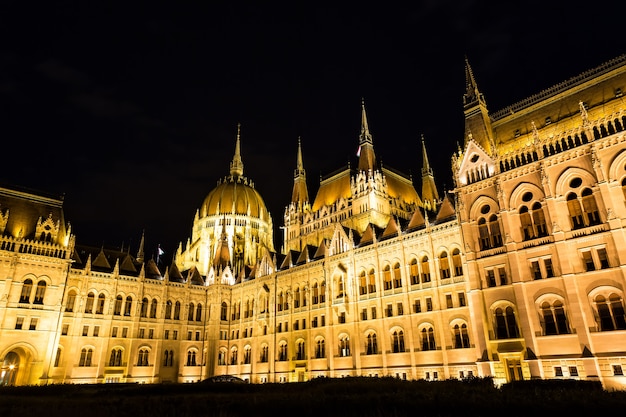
509,182,546,209
554,166,597,197
468,195,500,221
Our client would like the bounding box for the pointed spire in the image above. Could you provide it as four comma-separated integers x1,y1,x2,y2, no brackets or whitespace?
462,56,495,155
213,215,231,270
420,135,440,212
136,229,145,263
230,122,244,178
357,98,376,172
291,137,309,206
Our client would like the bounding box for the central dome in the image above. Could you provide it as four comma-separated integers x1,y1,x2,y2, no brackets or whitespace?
201,176,269,220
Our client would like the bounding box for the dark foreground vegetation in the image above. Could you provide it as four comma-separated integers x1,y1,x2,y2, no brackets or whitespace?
2,377,626,417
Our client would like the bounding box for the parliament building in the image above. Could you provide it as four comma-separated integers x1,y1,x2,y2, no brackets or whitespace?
1,55,626,390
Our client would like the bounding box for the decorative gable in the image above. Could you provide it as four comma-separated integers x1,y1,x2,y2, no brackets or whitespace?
36,213,59,243
328,223,352,256
457,139,496,186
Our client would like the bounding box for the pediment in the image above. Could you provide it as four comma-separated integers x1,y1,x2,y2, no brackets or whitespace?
457,139,496,186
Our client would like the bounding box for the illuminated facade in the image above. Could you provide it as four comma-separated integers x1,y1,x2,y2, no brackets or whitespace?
1,56,625,390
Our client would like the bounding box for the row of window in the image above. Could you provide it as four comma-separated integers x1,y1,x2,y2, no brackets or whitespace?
65,292,204,322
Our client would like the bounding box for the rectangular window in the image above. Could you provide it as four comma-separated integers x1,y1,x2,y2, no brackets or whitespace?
164,330,169,340
15,317,24,330
397,302,403,316
613,365,624,376
111,326,118,337
301,320,305,330
386,304,393,317
569,366,578,377
195,331,200,341
445,294,453,309
426,297,433,312
339,312,346,323
29,318,38,331
139,328,145,338
312,317,318,328
458,293,466,307
277,323,282,333
321,315,325,326
555,366,563,377
371,307,377,319
93,325,99,337
187,331,192,340
597,248,610,269
361,308,368,320
173,330,178,340
486,270,496,287
544,258,554,278
82,326,89,336
498,267,507,285
414,300,421,313
149,329,155,339
582,251,595,271
531,261,542,280
62,324,69,335
122,327,128,338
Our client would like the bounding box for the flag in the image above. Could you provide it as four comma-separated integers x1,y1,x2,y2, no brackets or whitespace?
356,145,361,157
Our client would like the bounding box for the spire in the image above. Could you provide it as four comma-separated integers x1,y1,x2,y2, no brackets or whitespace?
230,123,244,178
420,135,440,212
136,229,145,263
462,56,495,155
213,216,231,270
357,98,376,172
291,137,309,206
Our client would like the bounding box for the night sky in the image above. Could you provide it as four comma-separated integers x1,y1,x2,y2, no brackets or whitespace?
1,2,624,261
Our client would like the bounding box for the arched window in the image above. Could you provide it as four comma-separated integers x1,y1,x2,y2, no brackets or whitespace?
220,302,227,321
124,296,133,316
359,271,367,295
391,330,405,353
339,335,351,357
439,252,450,279
79,348,93,367
137,348,149,366
595,294,626,331
294,288,301,307
312,283,319,304
452,249,463,276
315,339,325,358
140,298,148,318
150,299,158,318
366,333,378,355
566,193,584,229
541,300,570,335
531,202,548,237
196,303,203,321
519,206,534,240
230,347,238,365
174,301,181,320
421,256,431,283
489,214,503,247
296,341,306,360
109,349,122,366
218,350,226,366
20,279,33,303
66,290,77,312
453,324,470,348
478,217,491,250
163,350,174,367
260,345,269,363
581,188,601,226
320,281,326,303
33,280,46,304
494,306,519,339
186,350,197,366
243,346,251,364
165,300,172,319
421,327,436,351
96,294,106,314
188,302,195,320
409,258,419,284
278,342,288,361
277,292,284,311
383,265,392,290
368,269,376,293
85,293,95,313
622,178,626,201
393,263,402,288
0,352,19,385
113,295,123,315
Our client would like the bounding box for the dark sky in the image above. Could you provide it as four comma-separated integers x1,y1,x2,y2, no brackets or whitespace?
1,1,624,261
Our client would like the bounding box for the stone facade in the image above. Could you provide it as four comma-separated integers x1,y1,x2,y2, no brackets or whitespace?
1,55,625,390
